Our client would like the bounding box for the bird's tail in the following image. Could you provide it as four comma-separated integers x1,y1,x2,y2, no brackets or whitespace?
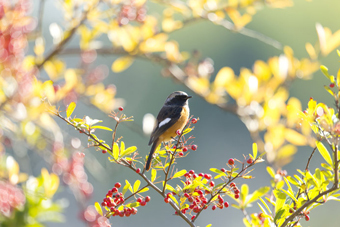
145,139,159,171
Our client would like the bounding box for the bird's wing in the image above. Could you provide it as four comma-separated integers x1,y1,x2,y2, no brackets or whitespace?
148,105,182,145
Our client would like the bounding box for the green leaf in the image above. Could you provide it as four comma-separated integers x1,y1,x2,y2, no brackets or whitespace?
66,102,76,118
316,141,333,166
94,202,103,216
133,180,141,193
151,169,157,182
121,146,137,157
273,190,286,213
252,143,258,159
173,169,187,179
274,208,285,224
91,125,113,131
281,189,297,202
286,176,299,186
122,180,132,195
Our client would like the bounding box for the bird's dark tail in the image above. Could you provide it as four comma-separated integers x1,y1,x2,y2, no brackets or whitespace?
145,139,159,171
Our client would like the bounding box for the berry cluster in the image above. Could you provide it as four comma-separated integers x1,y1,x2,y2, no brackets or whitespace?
177,144,198,156
118,3,147,26
0,181,25,217
101,182,150,218
230,182,240,199
165,170,232,219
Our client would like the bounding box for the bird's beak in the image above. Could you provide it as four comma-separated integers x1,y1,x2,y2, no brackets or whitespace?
187,96,192,99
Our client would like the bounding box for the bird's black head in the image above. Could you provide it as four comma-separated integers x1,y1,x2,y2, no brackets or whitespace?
164,91,192,106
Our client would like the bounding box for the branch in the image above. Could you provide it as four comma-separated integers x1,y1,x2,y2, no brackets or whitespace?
54,111,196,226
35,2,96,69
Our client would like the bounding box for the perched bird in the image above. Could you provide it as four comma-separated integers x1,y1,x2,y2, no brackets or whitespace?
145,91,192,171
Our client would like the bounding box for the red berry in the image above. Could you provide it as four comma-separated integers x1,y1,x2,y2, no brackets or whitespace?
189,170,195,175
101,202,107,207
220,168,226,172
145,196,151,202
137,197,142,203
192,173,198,178
140,201,146,206
230,182,236,187
136,168,141,173
191,215,196,221
115,182,121,188
118,106,124,111
191,145,197,151
164,198,170,203
234,194,240,199
111,187,118,193
305,215,310,221
330,83,335,88
228,158,235,165
132,207,137,214
210,181,215,187
176,130,181,135
247,158,253,164
181,209,186,214
184,193,190,198
197,190,203,196
182,147,188,152
198,173,204,177
234,189,240,194
289,208,294,213
204,174,212,180
191,118,198,124
224,202,229,208
119,211,124,217
166,193,172,198
102,150,107,153
179,152,184,156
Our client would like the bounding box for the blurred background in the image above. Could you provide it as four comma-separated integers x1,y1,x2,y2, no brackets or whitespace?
3,0,340,226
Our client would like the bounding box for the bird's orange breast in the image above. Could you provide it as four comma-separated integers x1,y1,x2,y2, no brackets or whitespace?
159,106,189,142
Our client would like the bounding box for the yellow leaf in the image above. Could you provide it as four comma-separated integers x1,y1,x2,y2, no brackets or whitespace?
316,141,333,166
284,129,307,146
111,56,134,73
214,67,235,87
95,202,103,216
151,169,157,182
41,168,60,198
66,102,76,118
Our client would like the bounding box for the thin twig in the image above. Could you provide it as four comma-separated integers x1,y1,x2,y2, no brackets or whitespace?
36,2,96,69
305,146,317,171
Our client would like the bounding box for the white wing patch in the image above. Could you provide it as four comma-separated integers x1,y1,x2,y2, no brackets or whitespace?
159,118,171,128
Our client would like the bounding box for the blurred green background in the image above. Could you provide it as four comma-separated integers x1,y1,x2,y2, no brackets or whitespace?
32,0,340,226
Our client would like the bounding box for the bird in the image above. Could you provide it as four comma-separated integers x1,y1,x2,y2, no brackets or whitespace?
145,91,192,171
